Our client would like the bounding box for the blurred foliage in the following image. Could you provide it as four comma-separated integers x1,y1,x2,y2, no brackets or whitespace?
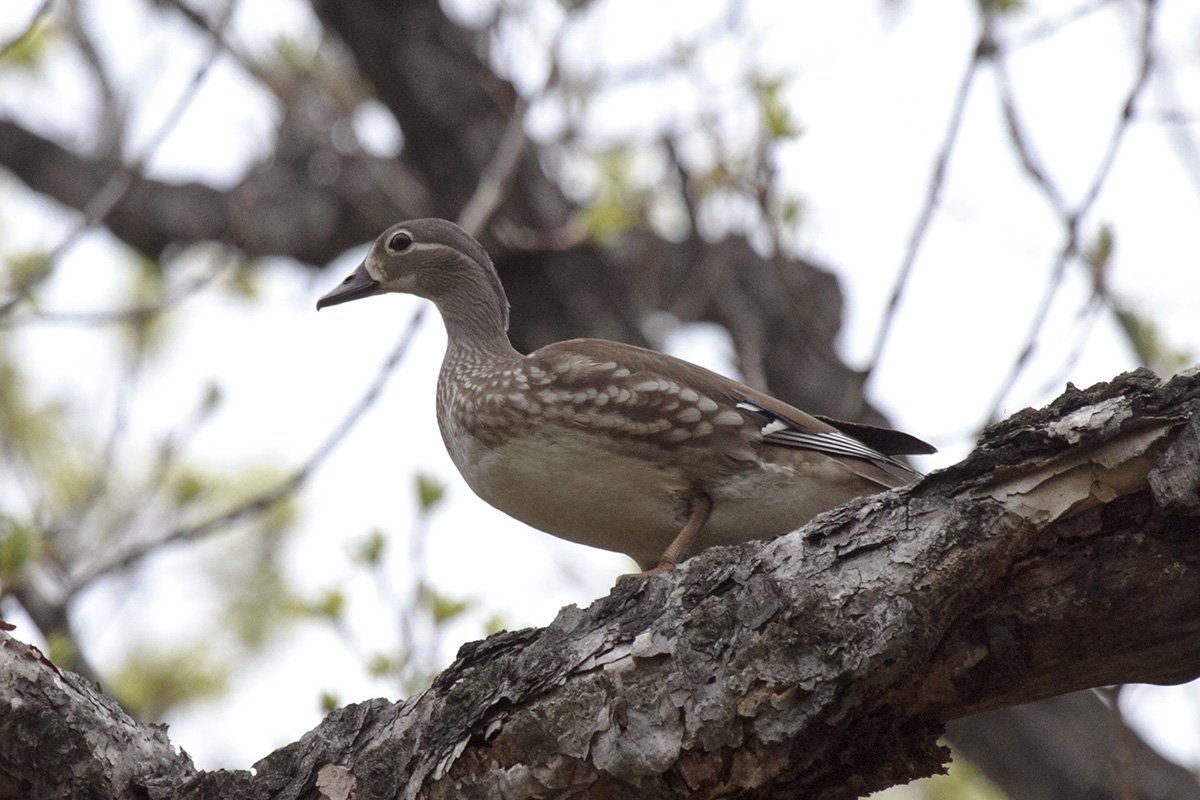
982,0,1026,13
225,560,302,647
272,34,321,75
0,340,63,456
121,255,172,360
1085,223,1115,295
1083,225,1192,375
417,581,471,626
1113,306,1192,376
754,77,802,142
0,518,39,585
111,645,228,721
579,146,652,242
309,586,346,622
45,631,78,668
0,14,57,70
2,250,51,297
222,257,262,301
414,472,445,512
353,528,387,566
0,243,309,721
305,471,500,704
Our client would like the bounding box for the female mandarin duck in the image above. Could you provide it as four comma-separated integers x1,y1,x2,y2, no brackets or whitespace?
318,219,934,572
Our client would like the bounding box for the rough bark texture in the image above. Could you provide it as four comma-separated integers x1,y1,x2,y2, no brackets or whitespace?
3,367,1198,799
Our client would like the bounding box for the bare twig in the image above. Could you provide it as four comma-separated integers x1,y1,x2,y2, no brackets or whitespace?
1,263,225,327
1031,296,1103,400
864,32,987,380
457,105,530,238
1150,69,1200,205
160,0,263,81
67,306,427,594
1008,0,1118,50
993,52,1068,216
165,0,431,230
0,0,236,317
63,0,123,156
983,0,1158,423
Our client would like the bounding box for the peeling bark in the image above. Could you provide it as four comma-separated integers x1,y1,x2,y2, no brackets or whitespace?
3,367,1198,799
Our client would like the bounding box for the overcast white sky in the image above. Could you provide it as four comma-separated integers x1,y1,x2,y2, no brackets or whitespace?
2,0,1199,772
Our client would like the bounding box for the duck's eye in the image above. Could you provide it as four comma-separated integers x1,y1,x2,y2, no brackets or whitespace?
387,231,413,253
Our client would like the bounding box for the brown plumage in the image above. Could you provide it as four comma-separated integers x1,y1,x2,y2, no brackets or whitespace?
318,219,935,571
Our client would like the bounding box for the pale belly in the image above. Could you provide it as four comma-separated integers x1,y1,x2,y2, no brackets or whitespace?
447,429,875,568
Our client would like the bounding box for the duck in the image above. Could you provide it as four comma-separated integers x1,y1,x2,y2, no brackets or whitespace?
318,218,934,572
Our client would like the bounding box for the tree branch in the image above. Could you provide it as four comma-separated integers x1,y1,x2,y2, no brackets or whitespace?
0,117,425,266
947,691,1200,800
3,366,1198,799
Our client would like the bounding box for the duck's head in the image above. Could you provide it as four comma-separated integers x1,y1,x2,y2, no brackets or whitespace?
316,219,508,332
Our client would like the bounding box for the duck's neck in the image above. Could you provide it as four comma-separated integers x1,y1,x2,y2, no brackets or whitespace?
436,284,520,367
428,263,519,362
434,285,523,441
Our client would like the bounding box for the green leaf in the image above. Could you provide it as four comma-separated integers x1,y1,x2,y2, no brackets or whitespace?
417,583,471,625
414,473,445,512
579,147,649,242
224,259,260,300
1113,306,1191,374
353,528,387,566
1085,223,1114,297
200,382,224,416
367,652,399,678
483,613,508,637
0,16,58,70
272,35,319,73
754,77,801,142
314,588,345,621
319,691,340,712
170,469,207,506
2,251,50,295
45,632,76,668
775,197,805,229
581,197,639,242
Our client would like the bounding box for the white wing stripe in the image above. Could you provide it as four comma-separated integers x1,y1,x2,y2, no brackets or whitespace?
735,399,910,470
764,430,888,462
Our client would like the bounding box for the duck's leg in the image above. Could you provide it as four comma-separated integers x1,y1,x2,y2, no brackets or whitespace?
644,492,713,574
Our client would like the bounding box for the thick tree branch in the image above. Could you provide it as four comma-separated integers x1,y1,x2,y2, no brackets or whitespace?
0,117,422,265
947,691,1200,800
0,631,193,799
3,367,1197,799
